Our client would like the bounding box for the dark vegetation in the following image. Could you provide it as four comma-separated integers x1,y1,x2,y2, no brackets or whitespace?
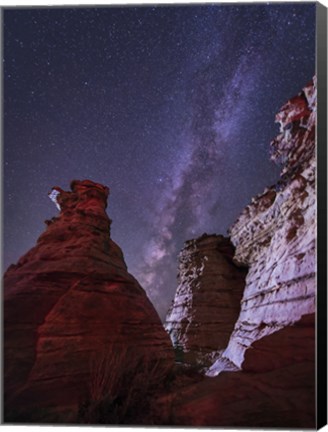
77,346,203,425
78,346,172,425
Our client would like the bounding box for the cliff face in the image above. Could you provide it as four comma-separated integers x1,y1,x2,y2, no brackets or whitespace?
4,179,174,423
208,78,316,375
165,234,246,365
162,80,316,428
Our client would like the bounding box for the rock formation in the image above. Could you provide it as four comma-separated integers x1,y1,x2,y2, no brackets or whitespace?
165,234,246,366
208,78,316,375
4,179,174,423
4,76,317,428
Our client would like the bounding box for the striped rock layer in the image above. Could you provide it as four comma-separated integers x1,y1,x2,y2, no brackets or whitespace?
165,234,246,365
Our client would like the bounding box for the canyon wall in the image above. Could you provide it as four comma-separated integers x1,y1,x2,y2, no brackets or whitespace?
4,179,174,423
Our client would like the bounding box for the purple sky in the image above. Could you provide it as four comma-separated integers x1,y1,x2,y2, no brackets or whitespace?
3,3,316,319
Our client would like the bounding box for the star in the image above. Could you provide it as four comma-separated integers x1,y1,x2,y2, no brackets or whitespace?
3,3,316,319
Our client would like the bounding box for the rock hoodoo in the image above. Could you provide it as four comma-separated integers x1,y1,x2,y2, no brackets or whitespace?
4,179,174,423
165,234,246,366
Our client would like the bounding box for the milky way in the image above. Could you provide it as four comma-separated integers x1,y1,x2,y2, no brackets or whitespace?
3,3,315,319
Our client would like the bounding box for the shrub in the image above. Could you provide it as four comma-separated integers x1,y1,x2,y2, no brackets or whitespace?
78,345,172,425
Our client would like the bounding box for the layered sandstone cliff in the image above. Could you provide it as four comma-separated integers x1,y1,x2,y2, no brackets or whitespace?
4,179,174,423
208,78,316,375
165,234,246,366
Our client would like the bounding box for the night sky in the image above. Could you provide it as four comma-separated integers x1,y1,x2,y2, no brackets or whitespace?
3,3,316,319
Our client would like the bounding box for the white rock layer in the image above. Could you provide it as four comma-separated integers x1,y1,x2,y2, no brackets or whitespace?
207,79,316,376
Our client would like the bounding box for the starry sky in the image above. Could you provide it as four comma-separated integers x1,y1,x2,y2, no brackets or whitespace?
3,3,316,319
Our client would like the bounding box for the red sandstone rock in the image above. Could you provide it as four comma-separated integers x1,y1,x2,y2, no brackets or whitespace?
242,313,315,373
4,179,174,423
